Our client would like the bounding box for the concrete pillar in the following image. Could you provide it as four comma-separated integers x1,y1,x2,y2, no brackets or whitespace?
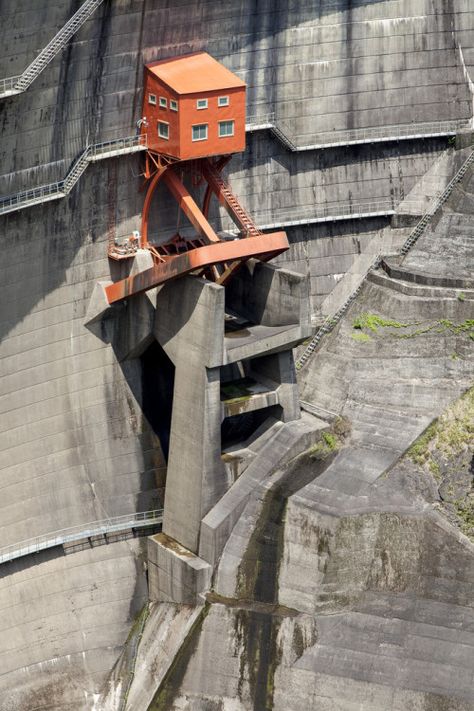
154,277,227,554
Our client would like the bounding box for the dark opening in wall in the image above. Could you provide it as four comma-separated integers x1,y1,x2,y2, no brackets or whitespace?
140,340,175,462
221,404,282,450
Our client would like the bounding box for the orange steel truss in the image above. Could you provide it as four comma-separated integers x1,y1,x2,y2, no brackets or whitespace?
105,152,289,304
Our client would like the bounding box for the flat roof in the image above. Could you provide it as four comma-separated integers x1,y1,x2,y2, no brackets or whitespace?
146,52,246,95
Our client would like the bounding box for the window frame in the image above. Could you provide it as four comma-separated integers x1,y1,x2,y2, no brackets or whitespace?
158,120,170,140
170,99,178,112
159,96,167,109
196,98,208,110
148,93,157,106
218,95,230,107
192,123,208,142
218,120,235,138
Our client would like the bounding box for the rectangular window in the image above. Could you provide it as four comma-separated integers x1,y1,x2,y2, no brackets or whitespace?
192,124,208,141
218,96,229,107
148,93,157,105
159,97,167,108
218,120,235,137
170,99,178,112
158,121,169,140
196,98,208,110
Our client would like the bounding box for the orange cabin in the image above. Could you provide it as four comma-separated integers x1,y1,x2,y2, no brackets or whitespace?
141,52,246,161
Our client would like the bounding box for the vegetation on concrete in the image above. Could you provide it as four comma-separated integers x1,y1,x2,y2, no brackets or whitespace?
351,331,372,342
307,418,351,460
406,388,474,539
351,312,474,343
353,313,411,332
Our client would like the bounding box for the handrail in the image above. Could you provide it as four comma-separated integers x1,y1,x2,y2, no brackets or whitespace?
295,147,474,371
400,148,474,254
0,509,163,565
246,115,469,151
254,199,396,230
0,134,147,215
0,0,105,98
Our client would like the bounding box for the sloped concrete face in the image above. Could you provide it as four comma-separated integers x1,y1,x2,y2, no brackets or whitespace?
1,1,473,707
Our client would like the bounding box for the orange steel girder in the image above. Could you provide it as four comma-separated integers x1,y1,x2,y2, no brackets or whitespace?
105,155,289,305
105,231,289,304
162,169,221,244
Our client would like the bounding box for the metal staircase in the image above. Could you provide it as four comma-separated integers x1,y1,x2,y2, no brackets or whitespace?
0,134,147,216
295,147,474,371
203,162,262,237
0,0,105,98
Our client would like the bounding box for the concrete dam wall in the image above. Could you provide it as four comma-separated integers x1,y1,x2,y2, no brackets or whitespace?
0,1,473,709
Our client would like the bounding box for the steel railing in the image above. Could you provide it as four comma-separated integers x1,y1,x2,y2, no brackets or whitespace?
246,114,469,151
254,199,397,230
0,0,105,98
295,147,474,371
400,148,474,254
0,134,147,215
0,509,164,565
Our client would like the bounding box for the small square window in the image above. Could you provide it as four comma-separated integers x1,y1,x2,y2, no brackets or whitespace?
218,96,229,107
170,99,178,112
148,93,157,105
192,124,208,141
218,120,234,137
159,97,167,108
158,121,169,140
196,98,208,110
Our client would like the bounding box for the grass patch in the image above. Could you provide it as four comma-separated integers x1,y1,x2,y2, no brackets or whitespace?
352,313,411,332
308,431,341,460
407,422,438,466
351,312,474,342
455,498,474,538
352,332,372,343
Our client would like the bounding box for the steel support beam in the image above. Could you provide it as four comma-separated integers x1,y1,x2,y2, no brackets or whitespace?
163,168,221,244
105,232,289,304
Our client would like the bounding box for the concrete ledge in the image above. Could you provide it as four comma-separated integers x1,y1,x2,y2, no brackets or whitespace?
381,258,474,290
368,270,474,300
147,533,212,604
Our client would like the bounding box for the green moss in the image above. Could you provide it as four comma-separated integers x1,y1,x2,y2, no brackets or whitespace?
308,432,340,460
351,312,474,342
457,292,466,302
454,498,474,539
407,423,438,466
351,332,372,343
352,312,412,332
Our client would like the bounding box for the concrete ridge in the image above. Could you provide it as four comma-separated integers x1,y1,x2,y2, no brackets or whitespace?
0,0,105,98
0,509,163,565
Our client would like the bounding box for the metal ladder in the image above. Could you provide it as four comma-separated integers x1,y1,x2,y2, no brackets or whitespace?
205,163,261,237
0,0,105,98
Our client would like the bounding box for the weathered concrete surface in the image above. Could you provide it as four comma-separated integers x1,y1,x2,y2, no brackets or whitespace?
148,533,212,604
0,539,148,711
124,152,474,710
0,0,473,707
